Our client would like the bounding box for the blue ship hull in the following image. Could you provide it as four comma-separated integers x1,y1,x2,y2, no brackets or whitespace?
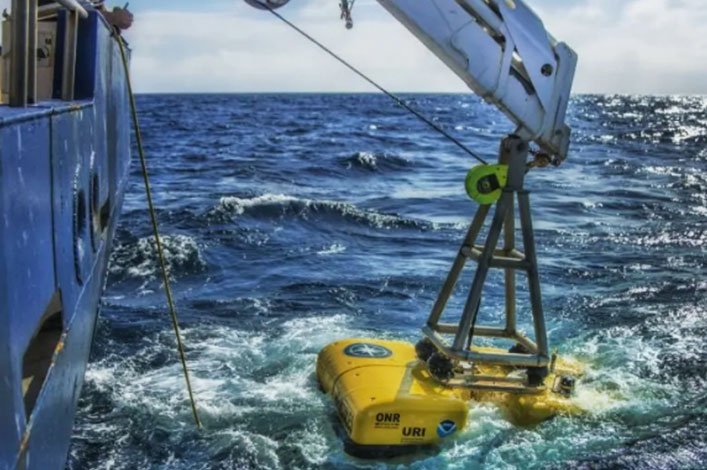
0,11,131,469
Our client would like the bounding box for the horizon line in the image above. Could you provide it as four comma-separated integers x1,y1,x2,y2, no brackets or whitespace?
134,91,707,97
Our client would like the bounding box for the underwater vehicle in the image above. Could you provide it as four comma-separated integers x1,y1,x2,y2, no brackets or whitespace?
247,0,581,457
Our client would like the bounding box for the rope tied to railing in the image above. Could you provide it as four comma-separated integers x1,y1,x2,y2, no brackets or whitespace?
115,34,202,429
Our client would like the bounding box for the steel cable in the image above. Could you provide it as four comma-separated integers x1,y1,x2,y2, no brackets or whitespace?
254,1,489,165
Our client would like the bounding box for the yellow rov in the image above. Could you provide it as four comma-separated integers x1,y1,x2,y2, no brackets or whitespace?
317,137,585,457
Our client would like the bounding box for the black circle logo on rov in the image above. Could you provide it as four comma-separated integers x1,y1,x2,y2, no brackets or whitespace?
343,343,392,358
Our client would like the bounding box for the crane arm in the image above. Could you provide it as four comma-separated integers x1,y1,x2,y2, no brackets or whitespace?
245,0,577,162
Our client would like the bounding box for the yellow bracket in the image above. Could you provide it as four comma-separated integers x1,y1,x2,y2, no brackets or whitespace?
465,164,508,205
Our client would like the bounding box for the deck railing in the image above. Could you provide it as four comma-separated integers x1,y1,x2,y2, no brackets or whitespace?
8,0,88,107
55,0,88,18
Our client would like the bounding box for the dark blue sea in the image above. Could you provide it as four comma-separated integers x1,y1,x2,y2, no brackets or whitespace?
67,94,706,469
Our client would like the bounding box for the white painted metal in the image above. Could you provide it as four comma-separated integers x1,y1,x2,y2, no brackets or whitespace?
377,0,577,161
55,0,88,18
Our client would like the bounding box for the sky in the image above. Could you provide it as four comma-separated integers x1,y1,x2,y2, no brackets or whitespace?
2,0,706,94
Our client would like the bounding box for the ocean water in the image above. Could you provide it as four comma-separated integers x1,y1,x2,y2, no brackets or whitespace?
67,94,706,469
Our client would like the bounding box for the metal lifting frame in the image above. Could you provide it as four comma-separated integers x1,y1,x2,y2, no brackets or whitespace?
422,134,549,378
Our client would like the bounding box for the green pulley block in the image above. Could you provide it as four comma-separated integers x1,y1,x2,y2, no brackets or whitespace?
465,164,509,205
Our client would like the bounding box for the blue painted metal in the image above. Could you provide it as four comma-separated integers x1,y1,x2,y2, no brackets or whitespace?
0,10,131,469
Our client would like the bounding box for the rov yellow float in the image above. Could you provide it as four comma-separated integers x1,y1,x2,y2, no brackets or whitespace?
317,339,468,456
317,338,584,457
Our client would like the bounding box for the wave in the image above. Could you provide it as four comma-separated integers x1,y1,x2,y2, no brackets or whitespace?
213,193,433,231
108,233,206,282
73,315,368,469
316,243,346,256
74,94,707,469
340,151,412,172
75,305,707,469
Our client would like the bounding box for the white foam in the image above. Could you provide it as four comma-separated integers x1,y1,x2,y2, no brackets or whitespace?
108,234,205,285
582,201,603,209
79,305,706,468
217,193,423,230
355,151,377,168
316,243,346,255
218,194,299,215
82,314,359,423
